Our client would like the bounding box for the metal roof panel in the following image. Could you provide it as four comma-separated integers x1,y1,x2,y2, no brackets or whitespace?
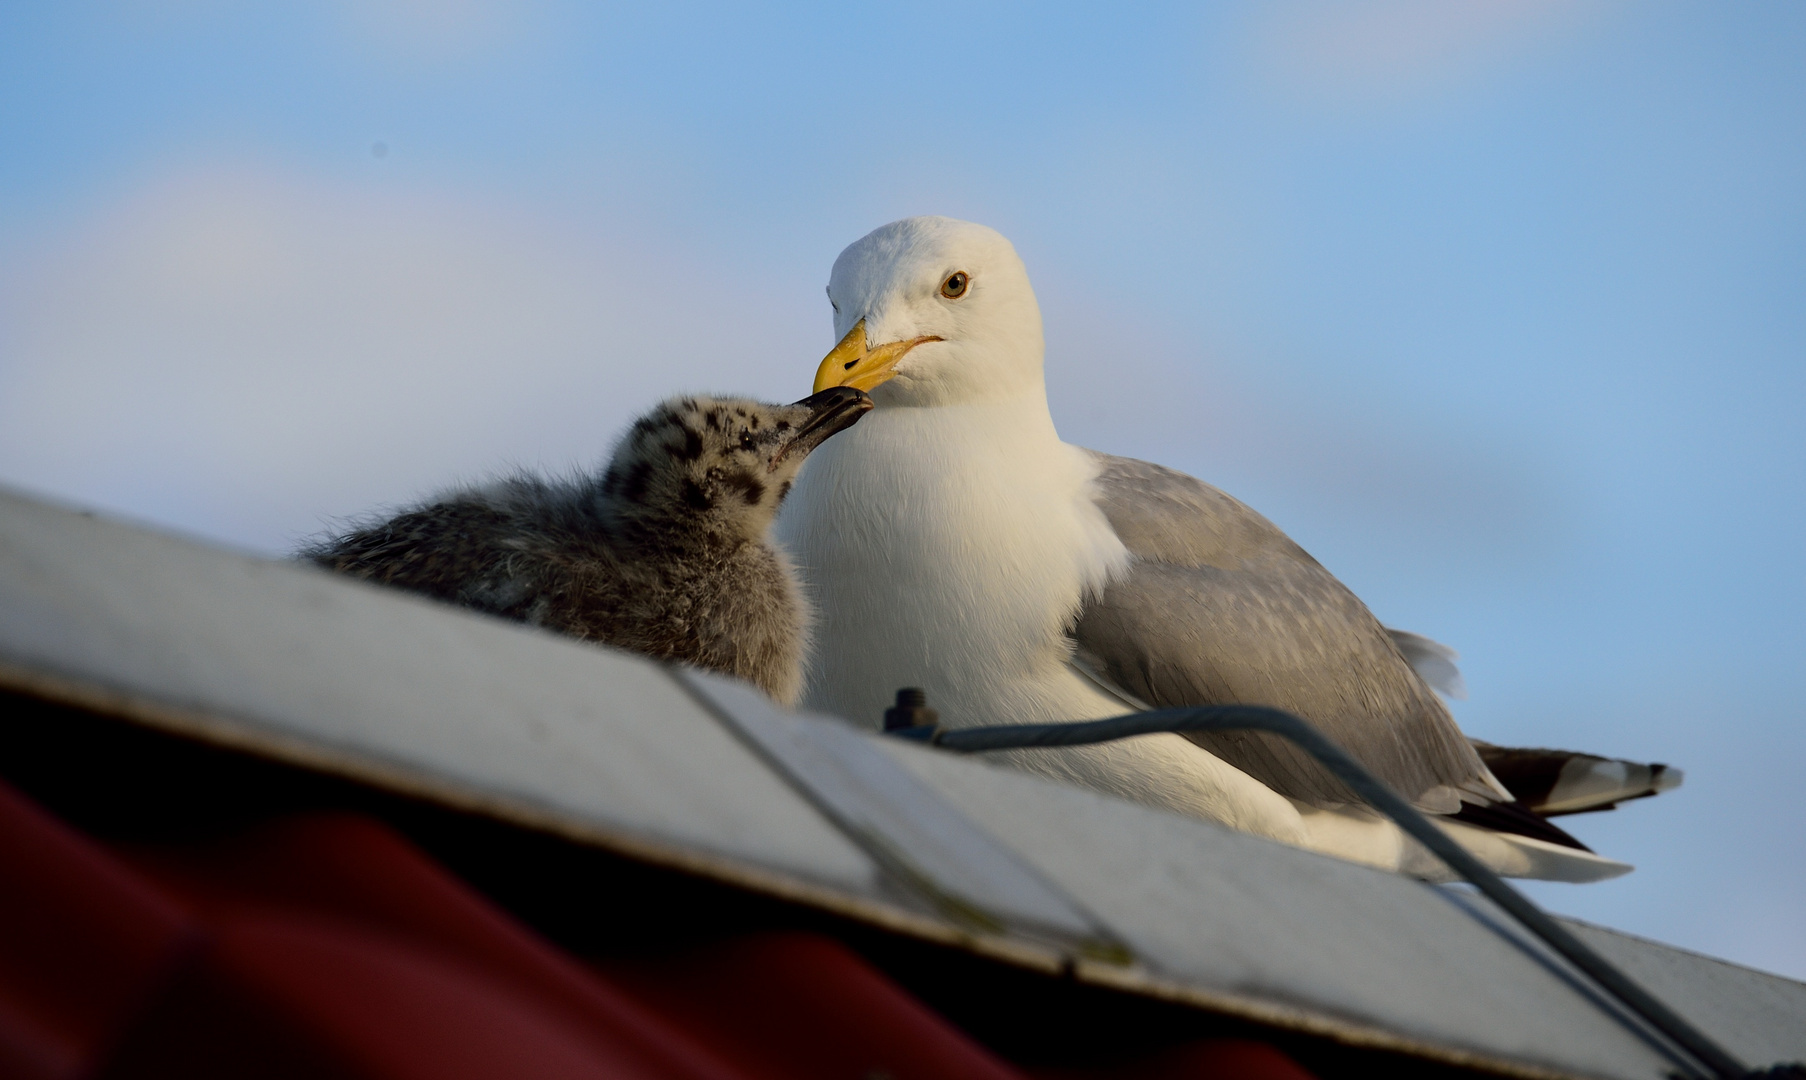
2,488,1801,1079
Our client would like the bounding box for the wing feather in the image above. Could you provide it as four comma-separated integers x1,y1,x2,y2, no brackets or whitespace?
1074,451,1506,811
1470,741,1683,816
1386,628,1468,700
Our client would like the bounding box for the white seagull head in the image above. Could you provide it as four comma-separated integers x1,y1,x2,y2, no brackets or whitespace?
816,216,1046,408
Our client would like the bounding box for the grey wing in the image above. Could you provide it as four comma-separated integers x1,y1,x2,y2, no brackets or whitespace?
1073,452,1506,812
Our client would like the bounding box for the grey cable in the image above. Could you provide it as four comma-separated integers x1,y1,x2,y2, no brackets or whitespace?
900,704,1765,1080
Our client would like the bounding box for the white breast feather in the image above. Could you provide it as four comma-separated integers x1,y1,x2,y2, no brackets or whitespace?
778,392,1127,729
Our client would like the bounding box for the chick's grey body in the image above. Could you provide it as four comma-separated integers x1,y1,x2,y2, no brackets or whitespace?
306,390,871,704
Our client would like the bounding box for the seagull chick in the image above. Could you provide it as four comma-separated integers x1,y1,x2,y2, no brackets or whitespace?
306,388,872,704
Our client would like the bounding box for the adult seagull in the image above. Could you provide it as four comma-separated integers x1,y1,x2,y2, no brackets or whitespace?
778,217,1676,882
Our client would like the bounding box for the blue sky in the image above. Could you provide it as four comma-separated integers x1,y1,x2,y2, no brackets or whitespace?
3,2,1802,978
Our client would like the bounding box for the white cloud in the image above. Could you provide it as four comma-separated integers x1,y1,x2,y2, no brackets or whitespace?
0,164,813,552
1040,287,1561,575
336,0,544,67
0,160,1558,573
1250,0,1611,108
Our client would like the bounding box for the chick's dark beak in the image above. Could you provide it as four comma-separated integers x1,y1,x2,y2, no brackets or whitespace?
773,387,873,465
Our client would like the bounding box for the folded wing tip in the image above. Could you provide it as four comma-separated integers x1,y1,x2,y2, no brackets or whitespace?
1384,627,1468,700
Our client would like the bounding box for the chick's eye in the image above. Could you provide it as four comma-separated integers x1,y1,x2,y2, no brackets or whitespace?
940,271,969,299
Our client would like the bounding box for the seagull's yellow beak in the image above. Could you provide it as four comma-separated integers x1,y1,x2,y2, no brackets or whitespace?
812,319,941,394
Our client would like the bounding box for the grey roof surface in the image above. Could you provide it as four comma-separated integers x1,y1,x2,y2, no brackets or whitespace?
1,487,1801,1080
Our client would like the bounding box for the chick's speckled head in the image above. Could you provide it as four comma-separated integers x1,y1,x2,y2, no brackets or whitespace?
601,388,872,538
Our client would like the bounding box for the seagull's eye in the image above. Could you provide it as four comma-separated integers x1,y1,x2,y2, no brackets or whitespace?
940,271,969,300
